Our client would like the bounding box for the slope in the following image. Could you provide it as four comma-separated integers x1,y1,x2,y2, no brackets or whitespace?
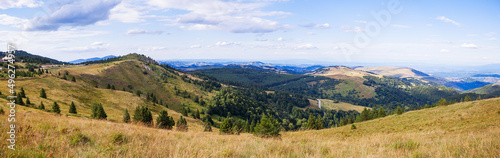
1,95,498,157
466,83,500,96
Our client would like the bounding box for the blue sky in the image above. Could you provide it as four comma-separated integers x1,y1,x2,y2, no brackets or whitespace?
0,0,499,66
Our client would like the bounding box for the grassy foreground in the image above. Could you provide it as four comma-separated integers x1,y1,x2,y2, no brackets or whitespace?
1,97,499,157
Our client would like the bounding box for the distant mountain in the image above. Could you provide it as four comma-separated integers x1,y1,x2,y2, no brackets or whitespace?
162,60,324,74
466,83,500,96
69,55,117,64
1,50,69,65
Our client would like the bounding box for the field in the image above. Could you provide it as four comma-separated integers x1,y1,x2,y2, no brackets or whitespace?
1,97,499,157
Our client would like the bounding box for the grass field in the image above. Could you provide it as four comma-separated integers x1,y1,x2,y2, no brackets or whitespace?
1,96,499,157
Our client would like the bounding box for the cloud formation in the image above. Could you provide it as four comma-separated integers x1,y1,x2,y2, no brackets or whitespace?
60,42,109,51
461,43,477,49
435,16,460,26
26,0,120,31
126,28,163,35
0,0,42,9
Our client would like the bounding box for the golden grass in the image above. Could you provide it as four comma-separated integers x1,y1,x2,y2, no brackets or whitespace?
318,99,369,112
1,97,499,157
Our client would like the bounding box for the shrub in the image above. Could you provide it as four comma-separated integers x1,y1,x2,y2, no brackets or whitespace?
69,133,91,146
110,133,127,145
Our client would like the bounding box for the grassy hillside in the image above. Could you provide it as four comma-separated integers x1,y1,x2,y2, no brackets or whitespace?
466,83,500,96
1,96,498,157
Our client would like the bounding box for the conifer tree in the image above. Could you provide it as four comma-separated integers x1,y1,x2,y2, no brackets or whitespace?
351,124,357,130
220,116,233,134
111,85,116,90
378,107,386,117
176,116,188,131
195,109,201,119
40,88,47,98
157,110,175,129
91,103,107,120
17,93,24,106
52,101,60,114
203,121,212,132
438,98,448,106
396,106,403,115
20,87,26,98
26,97,31,105
133,106,153,125
254,114,280,138
0,108,4,115
306,114,316,130
464,95,471,102
181,107,188,116
71,76,76,82
123,109,130,123
106,84,111,89
372,107,378,119
39,101,45,110
69,102,77,114
250,120,256,133
316,115,324,130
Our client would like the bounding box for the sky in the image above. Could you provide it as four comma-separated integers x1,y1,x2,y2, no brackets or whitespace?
0,0,499,66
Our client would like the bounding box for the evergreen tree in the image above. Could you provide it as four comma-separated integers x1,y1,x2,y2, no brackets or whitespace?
40,88,47,98
254,114,280,138
396,106,404,115
157,110,175,129
464,95,471,102
202,113,214,125
20,87,26,98
71,76,76,82
372,107,378,119
133,106,153,125
39,101,45,110
195,109,201,119
106,84,111,89
378,107,386,117
91,103,107,120
351,124,357,130
203,121,212,132
17,93,24,106
438,98,448,106
0,108,4,115
182,107,188,116
52,102,60,114
26,97,31,105
424,104,430,109
123,109,130,123
176,116,188,131
111,85,116,90
306,114,316,130
250,120,256,133
62,75,67,80
220,116,233,134
69,102,77,114
316,115,324,130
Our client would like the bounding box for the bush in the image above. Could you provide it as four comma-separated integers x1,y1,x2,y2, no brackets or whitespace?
176,116,188,132
351,124,357,130
110,133,127,145
69,133,91,146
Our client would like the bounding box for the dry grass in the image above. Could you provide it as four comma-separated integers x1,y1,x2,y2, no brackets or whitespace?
319,99,369,112
1,97,499,157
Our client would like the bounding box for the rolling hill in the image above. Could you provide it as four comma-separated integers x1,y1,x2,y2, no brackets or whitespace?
1,95,499,157
466,83,500,96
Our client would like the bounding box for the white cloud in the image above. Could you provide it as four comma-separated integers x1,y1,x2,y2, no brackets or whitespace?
26,0,120,31
440,49,450,53
487,37,497,41
60,42,110,51
391,24,410,28
0,14,30,29
294,43,317,50
435,16,461,26
340,25,364,32
466,34,478,37
461,43,478,49
355,20,367,24
110,1,148,23
149,0,290,33
190,45,201,48
126,28,163,35
0,0,42,9
277,37,284,41
315,23,330,29
485,32,496,36
215,41,241,46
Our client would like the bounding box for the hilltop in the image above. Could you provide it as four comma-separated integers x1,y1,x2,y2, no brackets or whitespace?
467,83,500,96
1,95,498,157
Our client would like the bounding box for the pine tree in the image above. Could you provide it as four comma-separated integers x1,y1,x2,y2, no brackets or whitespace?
396,106,403,115
26,97,31,105
181,107,188,116
316,115,324,130
254,114,280,138
71,76,76,82
17,93,24,106
378,107,386,117
359,108,370,121
111,85,115,90
40,88,47,98
123,109,130,123
0,108,4,115
52,102,60,114
106,84,111,89
195,109,201,119
424,104,430,109
176,116,188,131
91,103,107,120
39,101,45,110
351,124,357,130
203,121,212,132
157,110,175,129
219,116,233,134
133,106,153,125
438,98,447,106
69,102,77,114
20,87,26,98
372,107,378,119
250,120,256,133
306,114,316,130
464,95,471,102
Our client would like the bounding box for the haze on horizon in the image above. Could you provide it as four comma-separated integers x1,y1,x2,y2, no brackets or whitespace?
0,0,499,66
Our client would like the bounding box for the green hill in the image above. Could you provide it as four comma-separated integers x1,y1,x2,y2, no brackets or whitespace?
1,95,498,157
466,83,500,96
